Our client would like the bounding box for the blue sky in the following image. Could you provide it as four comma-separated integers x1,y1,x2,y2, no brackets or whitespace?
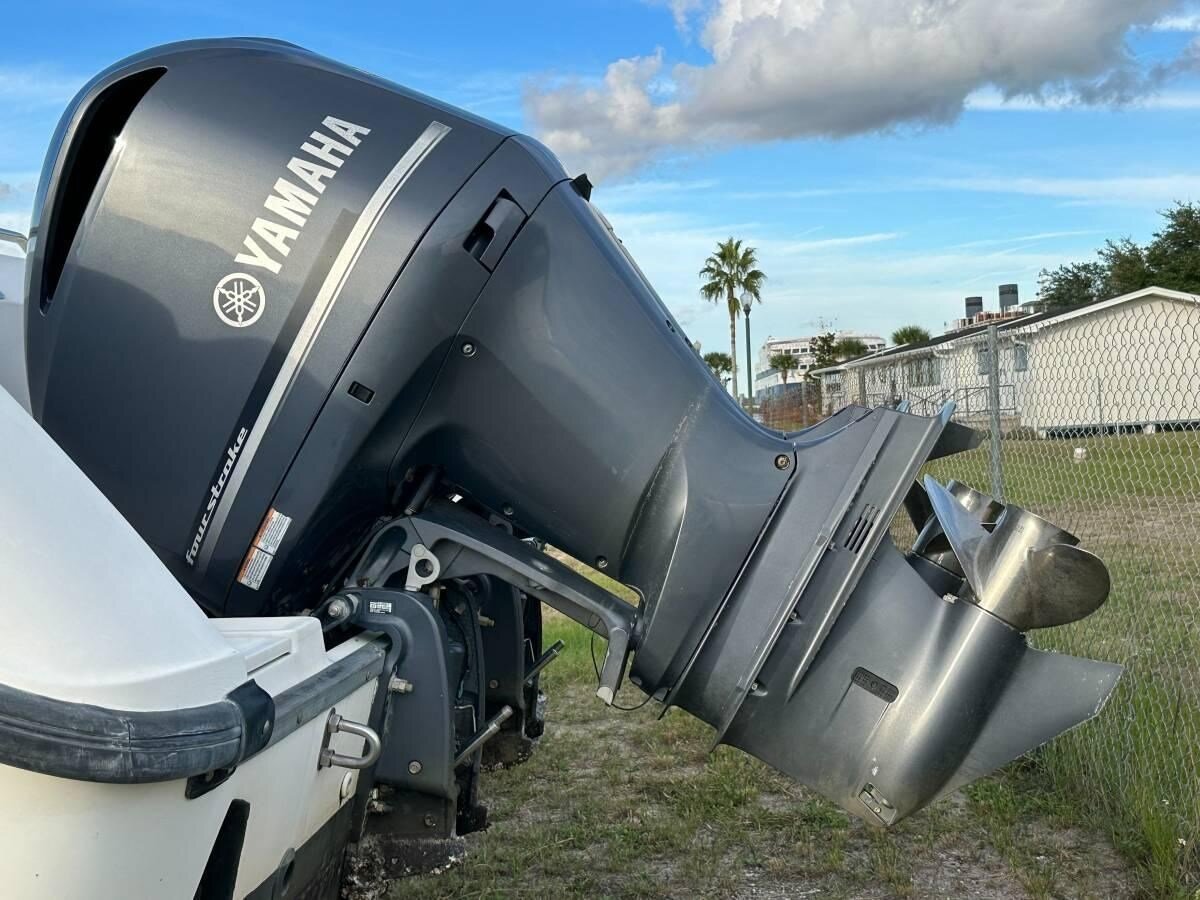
4,1,1200,361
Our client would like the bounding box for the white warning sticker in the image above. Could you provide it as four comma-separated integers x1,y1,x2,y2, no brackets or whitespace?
238,546,273,590
253,508,292,555
237,508,294,590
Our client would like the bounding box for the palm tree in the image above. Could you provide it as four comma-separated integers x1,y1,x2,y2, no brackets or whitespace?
834,337,868,361
768,351,800,385
703,351,734,388
891,324,931,346
700,238,766,399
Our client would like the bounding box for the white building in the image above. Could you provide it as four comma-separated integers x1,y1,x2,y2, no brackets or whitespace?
812,287,1200,435
755,331,885,398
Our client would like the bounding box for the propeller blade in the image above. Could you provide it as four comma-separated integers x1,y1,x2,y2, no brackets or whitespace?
1019,543,1111,629
922,475,991,589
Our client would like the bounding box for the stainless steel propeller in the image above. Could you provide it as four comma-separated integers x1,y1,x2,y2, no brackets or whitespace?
922,477,1111,631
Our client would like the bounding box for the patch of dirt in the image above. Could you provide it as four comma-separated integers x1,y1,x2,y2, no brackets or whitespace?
1035,498,1200,551
908,846,1031,900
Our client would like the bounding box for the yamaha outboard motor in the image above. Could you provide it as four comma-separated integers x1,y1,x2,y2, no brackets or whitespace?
23,39,1120,891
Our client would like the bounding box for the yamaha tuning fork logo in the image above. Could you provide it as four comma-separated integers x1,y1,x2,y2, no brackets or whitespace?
209,115,373,331
213,272,265,328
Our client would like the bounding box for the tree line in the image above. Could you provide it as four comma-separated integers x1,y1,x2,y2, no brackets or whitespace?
1037,201,1200,310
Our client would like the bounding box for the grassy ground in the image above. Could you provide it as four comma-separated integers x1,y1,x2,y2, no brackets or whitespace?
398,614,1138,900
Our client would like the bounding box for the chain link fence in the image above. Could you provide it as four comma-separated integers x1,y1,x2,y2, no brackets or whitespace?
760,299,1199,892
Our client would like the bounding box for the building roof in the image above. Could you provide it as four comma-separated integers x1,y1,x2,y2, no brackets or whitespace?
1005,286,1199,334
823,286,1196,373
808,362,844,376
762,330,884,345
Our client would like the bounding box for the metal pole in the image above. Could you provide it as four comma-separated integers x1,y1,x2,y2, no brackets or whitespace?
857,369,867,406
986,325,1005,501
745,309,753,403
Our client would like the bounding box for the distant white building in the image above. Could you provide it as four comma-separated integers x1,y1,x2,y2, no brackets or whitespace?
811,287,1200,435
755,330,885,398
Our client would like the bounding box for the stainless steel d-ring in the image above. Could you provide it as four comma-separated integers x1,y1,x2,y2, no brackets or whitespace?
318,711,382,770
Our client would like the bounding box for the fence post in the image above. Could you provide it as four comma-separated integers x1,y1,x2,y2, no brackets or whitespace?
857,369,867,406
986,325,1005,501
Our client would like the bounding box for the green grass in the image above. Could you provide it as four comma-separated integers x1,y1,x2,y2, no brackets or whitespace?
920,429,1200,504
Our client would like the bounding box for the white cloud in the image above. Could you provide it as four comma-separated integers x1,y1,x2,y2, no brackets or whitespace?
0,210,30,228
527,0,1198,180
1140,89,1200,108
922,173,1200,205
947,230,1104,249
966,86,1200,110
598,177,721,203
0,66,84,108
774,232,901,253
1151,11,1200,30
651,0,707,34
725,187,864,201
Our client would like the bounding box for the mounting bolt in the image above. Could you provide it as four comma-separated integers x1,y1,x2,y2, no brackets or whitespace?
460,341,477,357
595,556,608,570
489,679,499,689
774,454,791,470
502,503,514,517
423,814,437,828
327,598,349,619
408,760,423,775
388,677,414,694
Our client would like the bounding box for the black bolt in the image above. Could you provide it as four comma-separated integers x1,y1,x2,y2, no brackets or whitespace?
596,556,608,570
774,454,791,470
460,341,476,357
423,814,437,828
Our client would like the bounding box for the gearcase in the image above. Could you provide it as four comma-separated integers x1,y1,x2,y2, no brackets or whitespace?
6,38,1122,898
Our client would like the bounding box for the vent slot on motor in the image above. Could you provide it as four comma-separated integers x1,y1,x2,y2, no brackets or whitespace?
39,67,165,310
843,504,880,554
